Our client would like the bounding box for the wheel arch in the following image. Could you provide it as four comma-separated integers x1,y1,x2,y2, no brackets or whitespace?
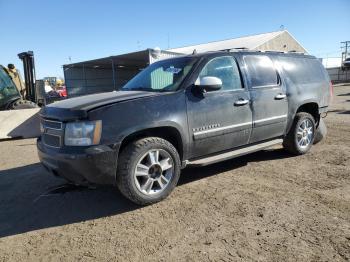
296,102,320,125
119,125,185,162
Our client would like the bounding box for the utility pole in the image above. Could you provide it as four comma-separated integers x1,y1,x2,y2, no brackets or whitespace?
341,41,350,61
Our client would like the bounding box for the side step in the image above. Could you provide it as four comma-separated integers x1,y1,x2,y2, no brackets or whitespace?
187,139,283,167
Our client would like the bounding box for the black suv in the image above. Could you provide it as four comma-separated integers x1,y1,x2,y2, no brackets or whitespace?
38,51,331,205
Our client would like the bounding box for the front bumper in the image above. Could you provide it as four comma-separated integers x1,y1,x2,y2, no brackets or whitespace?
37,139,119,185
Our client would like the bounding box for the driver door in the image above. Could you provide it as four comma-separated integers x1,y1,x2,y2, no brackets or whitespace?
186,55,253,159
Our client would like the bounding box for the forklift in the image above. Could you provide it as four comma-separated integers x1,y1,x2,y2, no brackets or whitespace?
0,51,44,139
0,51,43,110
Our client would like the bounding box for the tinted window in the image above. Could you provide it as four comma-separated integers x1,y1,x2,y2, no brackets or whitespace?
199,56,242,91
244,55,278,87
277,57,327,84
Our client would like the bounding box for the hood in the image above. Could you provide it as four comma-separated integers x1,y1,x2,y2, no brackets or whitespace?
40,90,161,121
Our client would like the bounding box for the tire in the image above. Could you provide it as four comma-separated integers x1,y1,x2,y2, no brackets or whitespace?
9,99,38,110
313,117,327,144
283,112,316,155
116,137,181,205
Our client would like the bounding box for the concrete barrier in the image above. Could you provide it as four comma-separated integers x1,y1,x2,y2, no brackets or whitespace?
0,108,41,139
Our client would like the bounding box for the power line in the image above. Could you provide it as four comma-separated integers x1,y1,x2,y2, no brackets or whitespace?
341,41,350,61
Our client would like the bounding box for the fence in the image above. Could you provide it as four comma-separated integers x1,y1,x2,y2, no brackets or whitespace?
327,67,350,84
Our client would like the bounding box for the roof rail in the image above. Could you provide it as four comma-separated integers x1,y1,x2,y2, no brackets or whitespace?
192,49,306,56
263,50,287,54
288,50,305,54
224,48,260,53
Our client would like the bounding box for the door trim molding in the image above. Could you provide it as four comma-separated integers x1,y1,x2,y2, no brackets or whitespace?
193,114,287,140
253,114,287,127
193,121,251,140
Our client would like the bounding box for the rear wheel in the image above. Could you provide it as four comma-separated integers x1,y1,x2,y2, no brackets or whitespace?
116,137,181,205
283,112,315,155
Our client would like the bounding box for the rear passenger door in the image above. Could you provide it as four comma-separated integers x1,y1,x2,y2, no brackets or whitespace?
243,55,288,143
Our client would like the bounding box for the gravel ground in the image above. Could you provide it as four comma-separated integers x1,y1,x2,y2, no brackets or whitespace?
0,85,349,262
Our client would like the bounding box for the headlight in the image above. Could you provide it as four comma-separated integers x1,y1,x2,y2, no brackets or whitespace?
40,122,44,133
64,120,102,146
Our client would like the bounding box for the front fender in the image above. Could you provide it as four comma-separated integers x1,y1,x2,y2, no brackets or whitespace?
88,91,190,159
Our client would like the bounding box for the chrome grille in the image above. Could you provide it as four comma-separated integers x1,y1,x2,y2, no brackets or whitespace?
41,119,63,148
43,119,62,130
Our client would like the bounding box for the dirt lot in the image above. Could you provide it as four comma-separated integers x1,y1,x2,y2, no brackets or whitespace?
0,85,349,262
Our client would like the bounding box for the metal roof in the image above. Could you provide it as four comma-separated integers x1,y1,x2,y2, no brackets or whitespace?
63,49,181,68
168,30,292,54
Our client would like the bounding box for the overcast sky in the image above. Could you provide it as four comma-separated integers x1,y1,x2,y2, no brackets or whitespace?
0,0,349,78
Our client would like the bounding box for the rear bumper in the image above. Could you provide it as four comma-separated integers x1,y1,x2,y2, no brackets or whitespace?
37,139,119,185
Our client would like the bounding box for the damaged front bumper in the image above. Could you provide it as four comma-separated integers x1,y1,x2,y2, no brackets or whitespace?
37,138,119,185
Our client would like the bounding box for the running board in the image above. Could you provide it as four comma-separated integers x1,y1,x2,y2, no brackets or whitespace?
187,139,283,167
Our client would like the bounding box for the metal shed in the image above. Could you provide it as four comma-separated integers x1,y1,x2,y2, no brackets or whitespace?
63,49,180,97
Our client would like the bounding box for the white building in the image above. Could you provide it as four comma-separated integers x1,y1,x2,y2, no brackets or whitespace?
168,30,307,54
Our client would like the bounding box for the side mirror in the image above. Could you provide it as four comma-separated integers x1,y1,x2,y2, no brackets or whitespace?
195,76,222,92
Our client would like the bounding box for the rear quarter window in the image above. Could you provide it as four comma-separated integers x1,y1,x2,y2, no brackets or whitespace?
277,57,327,84
244,55,279,88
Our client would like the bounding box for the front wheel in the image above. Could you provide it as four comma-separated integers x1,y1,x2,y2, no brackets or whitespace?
283,112,316,155
116,137,181,205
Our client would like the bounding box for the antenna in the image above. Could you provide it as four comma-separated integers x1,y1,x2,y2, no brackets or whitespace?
192,49,197,55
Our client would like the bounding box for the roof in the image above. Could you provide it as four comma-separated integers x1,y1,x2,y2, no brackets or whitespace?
168,30,292,54
63,49,181,68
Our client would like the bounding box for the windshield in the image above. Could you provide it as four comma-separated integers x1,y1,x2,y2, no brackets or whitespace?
122,57,196,92
0,66,20,108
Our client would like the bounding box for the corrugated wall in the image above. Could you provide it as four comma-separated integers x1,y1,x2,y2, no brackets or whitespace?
64,49,182,97
64,66,115,97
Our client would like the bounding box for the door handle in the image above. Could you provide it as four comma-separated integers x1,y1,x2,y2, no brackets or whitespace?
234,99,249,106
275,93,286,100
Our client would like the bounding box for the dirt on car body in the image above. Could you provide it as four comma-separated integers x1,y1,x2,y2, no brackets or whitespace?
0,85,349,261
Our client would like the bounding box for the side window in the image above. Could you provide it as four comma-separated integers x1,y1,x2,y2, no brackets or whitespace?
199,56,242,91
244,55,279,87
278,57,327,84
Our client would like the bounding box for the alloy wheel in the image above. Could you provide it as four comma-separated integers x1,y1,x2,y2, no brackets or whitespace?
297,119,314,149
134,149,174,195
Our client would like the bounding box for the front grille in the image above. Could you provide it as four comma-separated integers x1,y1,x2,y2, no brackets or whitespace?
41,118,64,148
43,119,62,129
